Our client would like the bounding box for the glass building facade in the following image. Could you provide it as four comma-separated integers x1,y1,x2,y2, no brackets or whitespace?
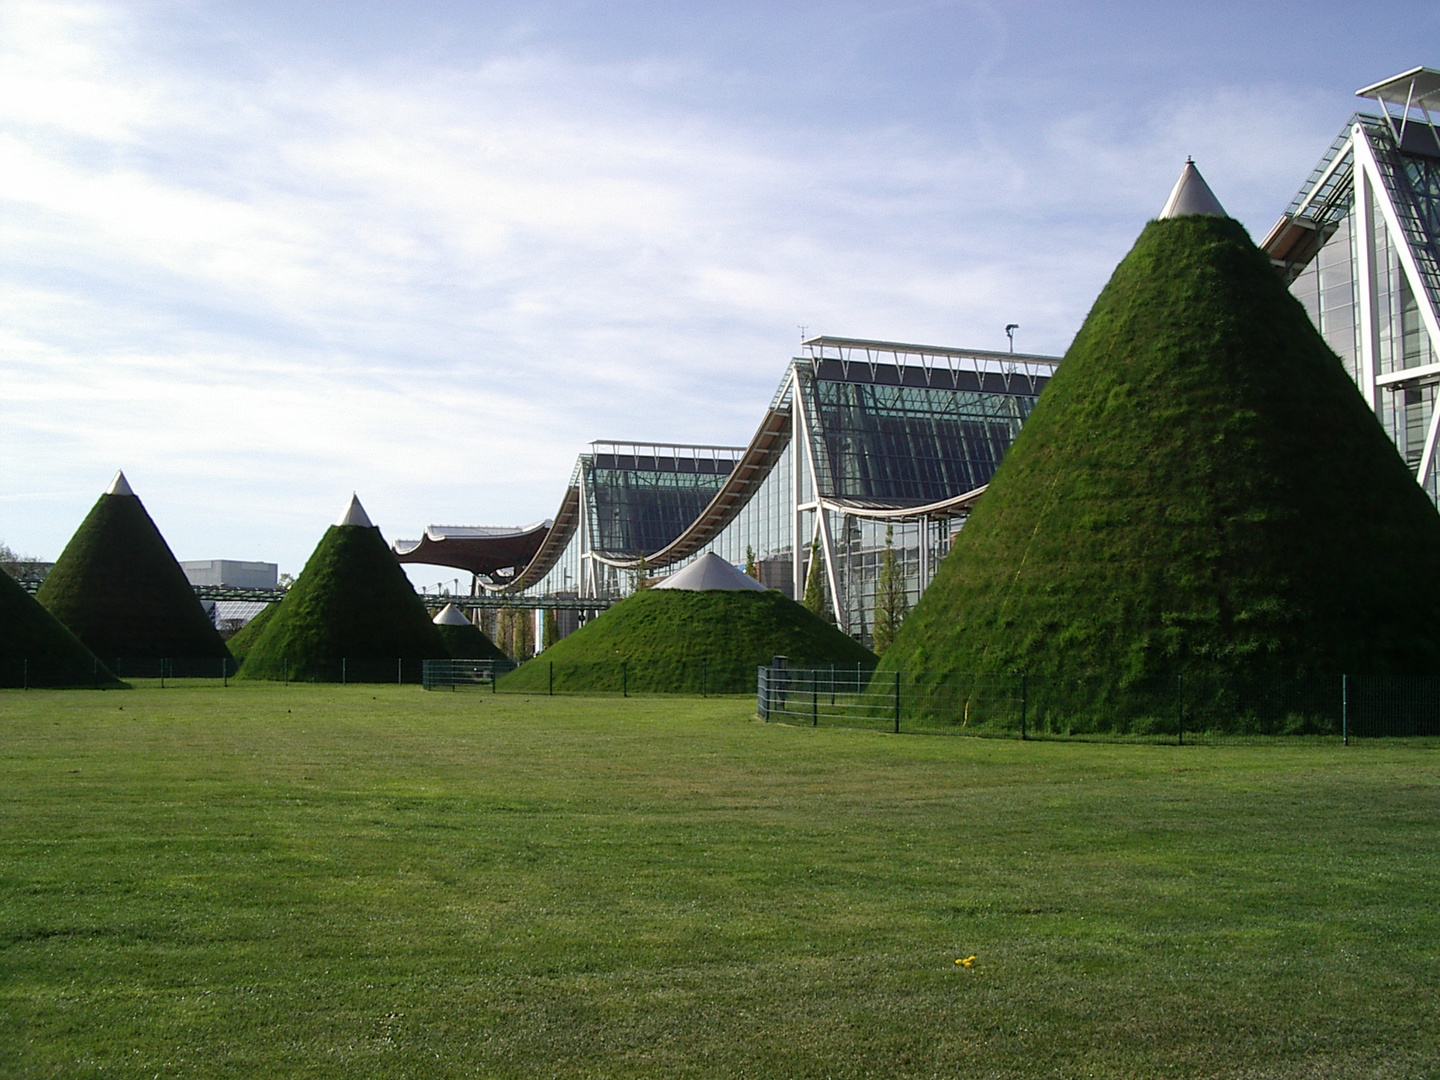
511,338,1057,647
1265,78,1440,501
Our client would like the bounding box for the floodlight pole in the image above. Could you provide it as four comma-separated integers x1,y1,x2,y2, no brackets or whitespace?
1005,324,1019,353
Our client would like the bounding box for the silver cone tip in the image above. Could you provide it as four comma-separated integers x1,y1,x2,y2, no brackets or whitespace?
1158,160,1228,219
336,493,374,528
106,471,135,496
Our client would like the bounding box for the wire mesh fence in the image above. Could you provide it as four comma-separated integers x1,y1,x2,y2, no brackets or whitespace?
479,658,768,697
421,658,517,690
756,666,1440,742
0,657,438,688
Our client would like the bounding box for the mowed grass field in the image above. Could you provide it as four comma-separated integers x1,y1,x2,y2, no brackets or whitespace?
2,685,1438,1079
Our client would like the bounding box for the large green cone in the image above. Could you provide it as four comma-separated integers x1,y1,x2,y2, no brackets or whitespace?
1,570,125,687
882,215,1440,685
37,489,229,661
436,621,508,662
223,602,277,661
238,524,446,681
500,589,876,694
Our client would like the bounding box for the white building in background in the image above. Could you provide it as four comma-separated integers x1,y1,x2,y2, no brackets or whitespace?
180,560,279,632
1264,66,1440,500
179,560,278,590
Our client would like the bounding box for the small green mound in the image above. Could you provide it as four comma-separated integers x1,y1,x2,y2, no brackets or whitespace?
1,570,125,688
37,489,230,661
501,589,875,694
882,215,1440,698
437,620,508,661
226,602,278,661
239,524,446,682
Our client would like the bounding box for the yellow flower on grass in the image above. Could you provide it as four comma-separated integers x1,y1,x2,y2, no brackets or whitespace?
956,955,976,967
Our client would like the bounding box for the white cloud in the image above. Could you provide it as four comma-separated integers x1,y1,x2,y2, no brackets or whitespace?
0,1,1356,572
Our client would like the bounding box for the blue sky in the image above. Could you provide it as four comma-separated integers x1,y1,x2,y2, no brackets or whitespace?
2,0,1435,580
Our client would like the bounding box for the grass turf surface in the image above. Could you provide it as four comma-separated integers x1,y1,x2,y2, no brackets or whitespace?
3,685,1438,1078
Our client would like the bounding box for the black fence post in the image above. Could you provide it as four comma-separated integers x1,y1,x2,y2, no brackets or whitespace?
812,673,819,727
1176,674,1184,746
894,670,901,734
223,656,228,687
549,661,554,696
1020,673,1027,741
701,660,707,699
161,659,166,690
22,659,28,691
283,657,288,685
342,658,347,685
398,658,403,685
1342,674,1349,746
622,662,628,698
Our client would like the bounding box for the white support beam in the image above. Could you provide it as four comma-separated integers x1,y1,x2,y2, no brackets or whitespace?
1376,362,1440,387
1415,389,1440,494
790,369,806,602
1354,129,1440,375
1354,126,1440,487
814,505,843,633
1353,128,1382,415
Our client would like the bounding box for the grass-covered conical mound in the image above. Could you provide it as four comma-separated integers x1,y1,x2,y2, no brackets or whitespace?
239,510,447,682
224,602,277,660
37,478,229,661
2,570,125,688
882,214,1440,694
437,621,508,661
500,589,875,694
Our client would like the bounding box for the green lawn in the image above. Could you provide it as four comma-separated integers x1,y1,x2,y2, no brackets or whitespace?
2,684,1438,1078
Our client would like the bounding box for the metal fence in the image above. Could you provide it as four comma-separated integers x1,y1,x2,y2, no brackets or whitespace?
756,666,1440,742
486,658,763,697
0,657,440,688
421,658,517,690
0,657,239,688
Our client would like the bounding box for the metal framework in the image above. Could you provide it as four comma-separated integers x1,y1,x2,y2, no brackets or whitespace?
1263,70,1440,500
476,335,1058,644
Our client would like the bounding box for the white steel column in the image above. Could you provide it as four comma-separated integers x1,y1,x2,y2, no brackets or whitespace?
1353,128,1382,415
790,368,806,601
1354,126,1440,485
578,480,594,598
793,374,842,628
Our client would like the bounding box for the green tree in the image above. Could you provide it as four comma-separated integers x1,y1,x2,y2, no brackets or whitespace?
0,541,27,579
872,525,909,654
802,539,828,620
744,545,759,581
542,608,560,650
630,554,651,592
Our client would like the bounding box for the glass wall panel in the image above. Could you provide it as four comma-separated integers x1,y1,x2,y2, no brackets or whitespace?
584,452,734,557
807,377,1037,502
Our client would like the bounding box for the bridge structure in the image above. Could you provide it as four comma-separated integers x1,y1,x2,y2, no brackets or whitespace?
17,581,616,613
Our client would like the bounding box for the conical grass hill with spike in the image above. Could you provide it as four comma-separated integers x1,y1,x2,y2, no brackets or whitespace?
502,553,875,694
2,568,125,688
36,472,229,662
433,603,507,661
881,163,1440,697
238,495,446,682
223,601,278,661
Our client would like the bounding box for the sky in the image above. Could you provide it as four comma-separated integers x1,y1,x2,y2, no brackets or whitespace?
2,0,1436,582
